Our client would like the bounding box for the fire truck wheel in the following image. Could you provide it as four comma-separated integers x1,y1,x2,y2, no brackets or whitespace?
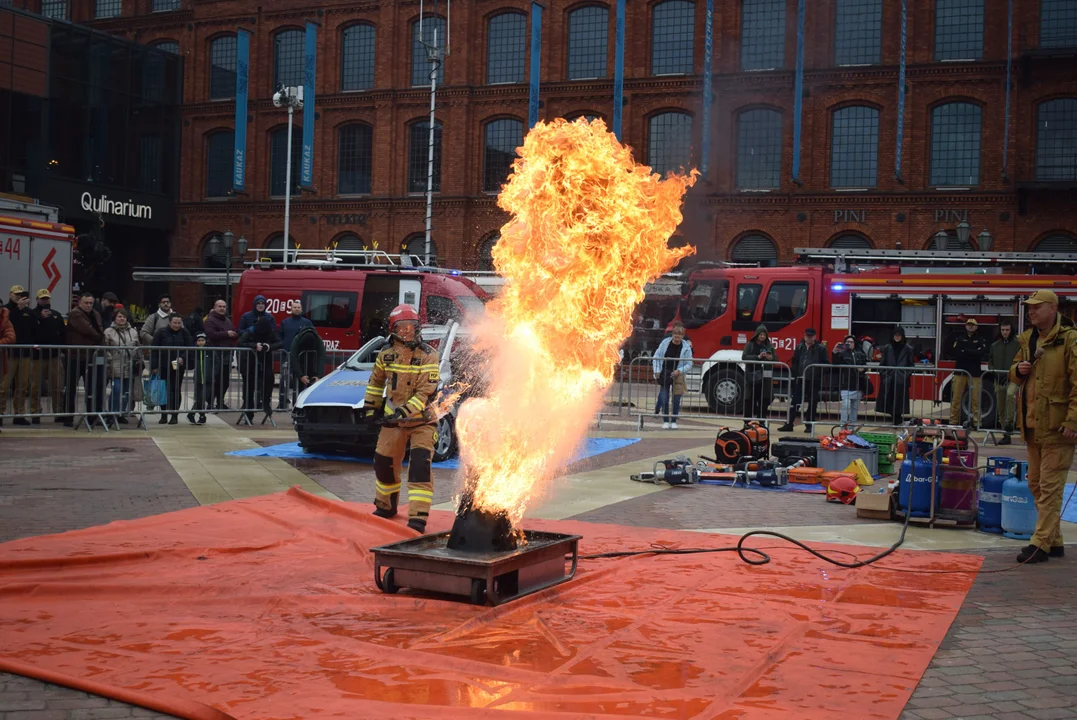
704,368,745,415
433,414,458,463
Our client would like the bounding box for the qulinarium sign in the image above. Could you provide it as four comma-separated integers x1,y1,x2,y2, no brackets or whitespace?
80,192,153,220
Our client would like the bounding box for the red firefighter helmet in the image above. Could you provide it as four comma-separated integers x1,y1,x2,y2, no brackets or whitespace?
388,304,420,330
826,475,860,505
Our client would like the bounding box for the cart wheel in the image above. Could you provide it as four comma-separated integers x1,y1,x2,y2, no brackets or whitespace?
383,568,399,594
470,578,486,605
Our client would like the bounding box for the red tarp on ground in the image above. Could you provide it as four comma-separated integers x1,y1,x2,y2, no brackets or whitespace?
0,487,981,719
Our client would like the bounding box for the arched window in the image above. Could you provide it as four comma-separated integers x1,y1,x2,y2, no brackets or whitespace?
830,106,879,188
934,0,983,61
205,131,234,198
274,29,305,88
829,234,873,249
927,231,974,251
652,0,694,75
408,120,442,193
567,6,609,80
152,40,179,55
152,0,179,12
479,233,499,271
95,0,121,19
487,13,527,84
261,234,298,263
332,233,367,252
1040,0,1077,49
1035,98,1077,181
341,24,376,91
338,124,373,195
648,112,692,176
730,234,778,266
835,0,882,66
270,126,303,197
930,102,982,187
401,234,438,265
483,119,523,192
565,112,601,123
209,35,237,100
736,108,781,189
1034,234,1077,253
741,0,785,71
202,234,229,270
412,17,447,87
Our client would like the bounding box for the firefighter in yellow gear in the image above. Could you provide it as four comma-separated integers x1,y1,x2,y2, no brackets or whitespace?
361,304,441,533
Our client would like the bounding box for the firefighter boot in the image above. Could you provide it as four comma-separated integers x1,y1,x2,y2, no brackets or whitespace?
372,452,401,519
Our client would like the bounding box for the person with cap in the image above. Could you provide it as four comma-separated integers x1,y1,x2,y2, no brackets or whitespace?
1,285,39,425
33,289,67,421
877,326,915,426
141,294,174,345
99,292,119,328
741,325,776,423
989,319,1020,445
779,328,829,435
1009,289,1077,564
948,318,989,428
359,304,441,533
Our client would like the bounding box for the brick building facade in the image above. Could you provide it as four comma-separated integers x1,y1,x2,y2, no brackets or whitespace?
12,0,1077,305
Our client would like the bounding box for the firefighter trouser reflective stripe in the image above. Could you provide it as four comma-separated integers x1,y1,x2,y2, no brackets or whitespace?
1025,438,1073,552
950,375,981,426
373,423,437,520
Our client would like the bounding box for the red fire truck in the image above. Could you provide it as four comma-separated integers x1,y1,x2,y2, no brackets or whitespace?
630,247,1077,422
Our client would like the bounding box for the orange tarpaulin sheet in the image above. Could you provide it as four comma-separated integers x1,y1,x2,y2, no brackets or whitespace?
0,487,981,719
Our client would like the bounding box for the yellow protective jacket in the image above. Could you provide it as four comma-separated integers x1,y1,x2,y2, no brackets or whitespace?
1009,313,1077,445
363,337,441,425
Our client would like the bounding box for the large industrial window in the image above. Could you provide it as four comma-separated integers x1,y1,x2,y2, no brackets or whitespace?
205,131,234,198
834,0,881,65
152,0,179,11
487,13,527,84
408,121,442,193
830,105,879,188
153,40,179,55
736,108,782,189
401,235,438,264
338,124,373,195
1034,234,1077,252
94,0,120,18
740,0,785,71
652,0,694,75
648,112,692,176
412,17,447,87
140,136,162,193
341,24,376,91
731,236,778,267
829,234,873,248
274,29,305,88
1035,98,1077,181
479,233,499,271
269,126,303,197
934,0,983,60
1041,0,1077,48
567,6,609,80
483,119,523,192
41,0,66,18
209,35,237,100
262,234,297,264
930,102,981,187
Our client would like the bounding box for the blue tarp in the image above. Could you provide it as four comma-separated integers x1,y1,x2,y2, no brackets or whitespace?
228,437,641,470
1063,484,1077,525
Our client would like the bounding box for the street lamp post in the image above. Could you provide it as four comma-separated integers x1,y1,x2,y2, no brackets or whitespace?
272,85,304,268
207,231,249,310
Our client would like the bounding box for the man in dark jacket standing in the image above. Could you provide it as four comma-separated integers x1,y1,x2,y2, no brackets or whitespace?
65,291,106,427
203,299,238,410
989,320,1020,444
1,285,38,425
151,313,193,425
238,294,275,335
33,289,67,420
238,315,282,423
290,325,327,395
277,300,313,410
99,292,119,328
878,326,915,427
779,328,829,435
949,318,989,428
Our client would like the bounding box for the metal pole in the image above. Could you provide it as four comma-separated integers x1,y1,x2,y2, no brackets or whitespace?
284,103,294,269
423,30,439,267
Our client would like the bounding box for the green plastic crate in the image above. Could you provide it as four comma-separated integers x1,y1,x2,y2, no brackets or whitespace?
858,432,898,447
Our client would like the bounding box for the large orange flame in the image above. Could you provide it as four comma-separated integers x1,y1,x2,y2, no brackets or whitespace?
456,118,696,524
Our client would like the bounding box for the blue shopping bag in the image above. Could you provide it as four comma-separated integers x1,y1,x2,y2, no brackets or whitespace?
144,374,168,409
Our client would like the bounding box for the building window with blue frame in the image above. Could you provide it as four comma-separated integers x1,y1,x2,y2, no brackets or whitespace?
338,124,373,195
1040,0,1077,49
567,6,609,80
929,102,981,187
487,13,527,85
270,126,303,197
209,35,237,101
1035,98,1077,181
412,17,447,87
934,0,983,61
740,0,785,71
736,108,782,189
647,112,693,176
41,0,67,19
94,0,121,19
830,105,879,188
408,120,442,193
205,131,234,198
341,24,376,92
152,0,179,12
274,29,305,88
834,0,881,66
652,0,694,75
483,118,524,192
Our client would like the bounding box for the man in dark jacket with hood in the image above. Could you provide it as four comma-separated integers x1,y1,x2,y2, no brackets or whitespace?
742,324,776,422
290,325,327,395
238,314,282,423
779,328,829,435
877,326,915,426
239,295,275,335
278,299,313,410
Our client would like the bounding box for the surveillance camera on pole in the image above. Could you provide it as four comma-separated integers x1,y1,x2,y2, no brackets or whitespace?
273,85,304,268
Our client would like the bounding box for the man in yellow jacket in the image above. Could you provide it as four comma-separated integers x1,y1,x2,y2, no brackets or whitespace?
1009,290,1077,564
360,304,441,533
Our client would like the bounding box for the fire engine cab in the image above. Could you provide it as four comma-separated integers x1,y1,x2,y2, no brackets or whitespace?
630,247,1077,421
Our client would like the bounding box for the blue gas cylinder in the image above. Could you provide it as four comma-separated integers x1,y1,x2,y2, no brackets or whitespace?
1001,461,1037,541
978,457,1014,534
897,442,940,518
